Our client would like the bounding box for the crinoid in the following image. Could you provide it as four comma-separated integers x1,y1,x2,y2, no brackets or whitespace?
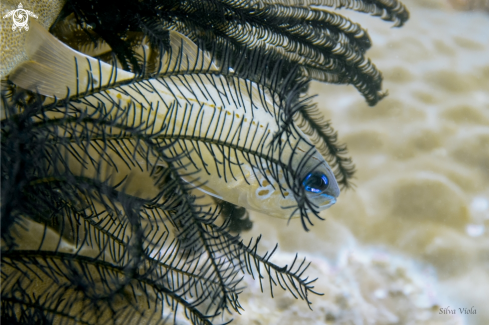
1,1,408,324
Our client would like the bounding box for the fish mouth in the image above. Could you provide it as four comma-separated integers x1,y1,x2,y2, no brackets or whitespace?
309,193,337,210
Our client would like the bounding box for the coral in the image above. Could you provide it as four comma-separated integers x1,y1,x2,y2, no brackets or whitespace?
448,0,489,11
0,0,66,78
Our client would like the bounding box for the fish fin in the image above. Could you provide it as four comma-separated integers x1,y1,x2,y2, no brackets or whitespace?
9,20,134,98
195,184,223,199
158,31,219,74
180,175,223,199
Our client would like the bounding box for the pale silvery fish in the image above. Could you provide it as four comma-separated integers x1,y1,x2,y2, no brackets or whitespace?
10,20,340,222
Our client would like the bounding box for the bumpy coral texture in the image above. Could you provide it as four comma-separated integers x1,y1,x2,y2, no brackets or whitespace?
0,0,65,78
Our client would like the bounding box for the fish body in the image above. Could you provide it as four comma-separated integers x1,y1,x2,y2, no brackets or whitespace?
9,21,340,219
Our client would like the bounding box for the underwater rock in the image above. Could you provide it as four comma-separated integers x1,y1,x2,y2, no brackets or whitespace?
342,129,388,153
385,175,469,229
441,105,489,125
449,130,489,181
425,70,482,93
448,0,489,11
231,246,464,325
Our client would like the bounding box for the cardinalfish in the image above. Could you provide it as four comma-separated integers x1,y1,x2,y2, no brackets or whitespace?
9,20,340,221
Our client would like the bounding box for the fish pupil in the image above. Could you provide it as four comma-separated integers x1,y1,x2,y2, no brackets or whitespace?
302,172,329,193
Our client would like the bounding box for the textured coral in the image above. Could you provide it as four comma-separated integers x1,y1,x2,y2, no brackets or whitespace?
448,0,489,11
0,0,65,78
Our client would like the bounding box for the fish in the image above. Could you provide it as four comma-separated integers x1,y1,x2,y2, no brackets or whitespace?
9,20,340,221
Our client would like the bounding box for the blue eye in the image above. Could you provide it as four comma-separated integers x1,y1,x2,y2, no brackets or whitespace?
302,172,329,193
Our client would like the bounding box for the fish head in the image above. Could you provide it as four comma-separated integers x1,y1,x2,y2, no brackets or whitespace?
229,142,340,219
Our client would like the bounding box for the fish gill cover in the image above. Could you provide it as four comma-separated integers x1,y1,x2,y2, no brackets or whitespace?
1,0,408,324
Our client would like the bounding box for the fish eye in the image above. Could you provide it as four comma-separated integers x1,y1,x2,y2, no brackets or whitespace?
302,172,329,193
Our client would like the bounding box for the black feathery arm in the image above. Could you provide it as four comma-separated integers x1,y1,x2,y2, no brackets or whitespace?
295,104,355,189
258,0,409,27
159,0,390,104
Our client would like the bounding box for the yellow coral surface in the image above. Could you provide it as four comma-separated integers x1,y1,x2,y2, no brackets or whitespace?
0,0,65,78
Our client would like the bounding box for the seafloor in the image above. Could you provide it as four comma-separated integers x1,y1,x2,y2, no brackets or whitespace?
233,1,489,324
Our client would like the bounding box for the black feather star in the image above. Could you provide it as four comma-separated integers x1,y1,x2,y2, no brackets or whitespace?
2,1,408,324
